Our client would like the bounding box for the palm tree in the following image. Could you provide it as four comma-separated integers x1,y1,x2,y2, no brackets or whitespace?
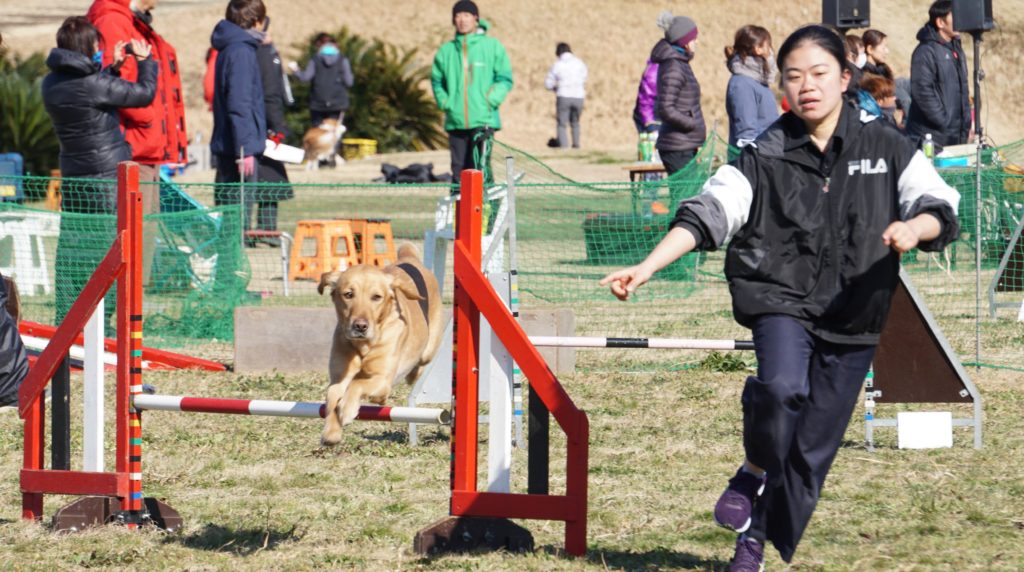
0,52,59,181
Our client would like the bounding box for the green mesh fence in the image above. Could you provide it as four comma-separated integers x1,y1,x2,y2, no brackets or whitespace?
0,176,247,352
0,134,1021,369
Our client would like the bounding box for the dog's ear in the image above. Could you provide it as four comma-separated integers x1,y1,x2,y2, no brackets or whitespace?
318,271,342,295
390,272,424,301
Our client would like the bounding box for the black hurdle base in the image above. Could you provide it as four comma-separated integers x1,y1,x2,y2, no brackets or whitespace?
413,516,534,555
52,496,183,533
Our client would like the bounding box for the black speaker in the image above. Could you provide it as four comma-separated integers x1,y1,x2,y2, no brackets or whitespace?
953,0,994,33
822,0,870,30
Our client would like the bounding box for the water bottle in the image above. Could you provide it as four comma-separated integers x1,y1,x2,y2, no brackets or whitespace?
637,133,651,162
922,133,934,160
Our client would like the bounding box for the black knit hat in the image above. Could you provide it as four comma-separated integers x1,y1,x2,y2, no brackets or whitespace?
452,0,479,18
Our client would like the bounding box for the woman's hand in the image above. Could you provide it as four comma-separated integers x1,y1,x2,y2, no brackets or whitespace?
112,41,127,67
599,264,654,301
129,39,152,61
882,221,920,253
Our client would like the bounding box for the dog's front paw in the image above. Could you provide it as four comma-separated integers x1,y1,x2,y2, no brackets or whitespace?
320,427,343,447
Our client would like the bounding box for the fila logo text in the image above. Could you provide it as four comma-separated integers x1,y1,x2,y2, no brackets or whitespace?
848,158,889,176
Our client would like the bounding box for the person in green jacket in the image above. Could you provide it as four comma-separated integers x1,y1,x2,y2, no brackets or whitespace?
431,0,513,190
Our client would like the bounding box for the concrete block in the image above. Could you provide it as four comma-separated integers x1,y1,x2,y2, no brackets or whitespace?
516,309,575,375
234,306,334,374
233,306,575,375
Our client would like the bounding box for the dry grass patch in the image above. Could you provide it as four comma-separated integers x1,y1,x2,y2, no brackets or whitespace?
0,361,1021,570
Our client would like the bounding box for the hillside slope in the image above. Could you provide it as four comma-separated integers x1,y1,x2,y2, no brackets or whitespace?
2,0,1022,153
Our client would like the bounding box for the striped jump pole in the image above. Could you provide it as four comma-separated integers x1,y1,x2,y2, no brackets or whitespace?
132,394,450,425
528,336,755,351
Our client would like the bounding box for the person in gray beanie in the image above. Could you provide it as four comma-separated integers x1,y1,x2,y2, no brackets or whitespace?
651,12,706,175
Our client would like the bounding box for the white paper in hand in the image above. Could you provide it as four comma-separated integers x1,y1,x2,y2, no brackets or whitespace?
263,139,305,164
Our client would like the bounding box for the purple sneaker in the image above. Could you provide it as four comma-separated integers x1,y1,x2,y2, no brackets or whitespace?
730,535,765,572
713,467,766,533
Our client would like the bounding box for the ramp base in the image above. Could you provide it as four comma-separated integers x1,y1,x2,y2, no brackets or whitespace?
413,516,534,555
52,496,183,533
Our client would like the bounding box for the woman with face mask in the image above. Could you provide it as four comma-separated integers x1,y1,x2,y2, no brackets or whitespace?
724,25,780,150
41,16,156,327
602,25,959,570
845,34,866,68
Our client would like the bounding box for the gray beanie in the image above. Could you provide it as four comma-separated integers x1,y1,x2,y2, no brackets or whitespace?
665,16,699,46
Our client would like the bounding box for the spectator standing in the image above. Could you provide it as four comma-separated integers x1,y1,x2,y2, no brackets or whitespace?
724,25,779,149
861,29,893,79
431,0,513,187
844,34,866,69
253,16,293,247
906,0,970,148
861,73,902,127
652,13,706,175
632,58,659,134
87,0,188,287
544,42,588,149
844,33,866,87
203,47,217,111
41,17,156,327
209,0,267,233
290,33,353,127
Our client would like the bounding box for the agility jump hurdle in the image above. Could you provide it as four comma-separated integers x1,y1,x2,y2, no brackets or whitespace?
132,394,449,425
19,164,589,557
529,336,753,350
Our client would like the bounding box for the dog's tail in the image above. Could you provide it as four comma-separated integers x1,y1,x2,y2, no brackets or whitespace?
397,242,421,262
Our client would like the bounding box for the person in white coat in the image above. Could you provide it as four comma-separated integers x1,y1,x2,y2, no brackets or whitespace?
544,42,588,148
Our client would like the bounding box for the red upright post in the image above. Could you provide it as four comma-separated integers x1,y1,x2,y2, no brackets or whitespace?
416,169,589,557
21,396,44,520
115,162,144,523
451,169,483,495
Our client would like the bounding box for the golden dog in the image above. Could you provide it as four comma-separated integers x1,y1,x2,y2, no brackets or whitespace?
302,118,346,171
317,244,443,445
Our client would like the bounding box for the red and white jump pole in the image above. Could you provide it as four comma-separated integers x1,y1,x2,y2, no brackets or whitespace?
132,394,450,425
528,336,754,350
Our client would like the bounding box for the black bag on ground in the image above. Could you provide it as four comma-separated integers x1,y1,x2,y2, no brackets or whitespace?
377,163,451,184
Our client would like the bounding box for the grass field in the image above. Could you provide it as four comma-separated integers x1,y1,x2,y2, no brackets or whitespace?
0,357,1021,571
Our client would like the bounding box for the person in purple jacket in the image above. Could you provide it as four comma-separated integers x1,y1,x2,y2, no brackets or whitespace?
631,14,670,134
725,25,779,150
631,59,659,134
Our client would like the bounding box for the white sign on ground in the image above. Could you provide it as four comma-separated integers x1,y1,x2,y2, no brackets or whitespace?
897,411,954,449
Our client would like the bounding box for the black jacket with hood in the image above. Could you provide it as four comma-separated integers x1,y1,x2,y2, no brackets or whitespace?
905,23,970,147
671,102,960,346
651,39,706,152
295,47,354,113
41,49,157,178
255,40,294,199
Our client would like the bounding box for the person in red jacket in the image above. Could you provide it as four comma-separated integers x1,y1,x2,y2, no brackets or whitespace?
87,0,188,286
203,47,217,111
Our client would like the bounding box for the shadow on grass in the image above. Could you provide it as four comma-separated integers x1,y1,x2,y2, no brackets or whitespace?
413,545,728,570
582,546,730,570
166,523,302,555
362,428,417,444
